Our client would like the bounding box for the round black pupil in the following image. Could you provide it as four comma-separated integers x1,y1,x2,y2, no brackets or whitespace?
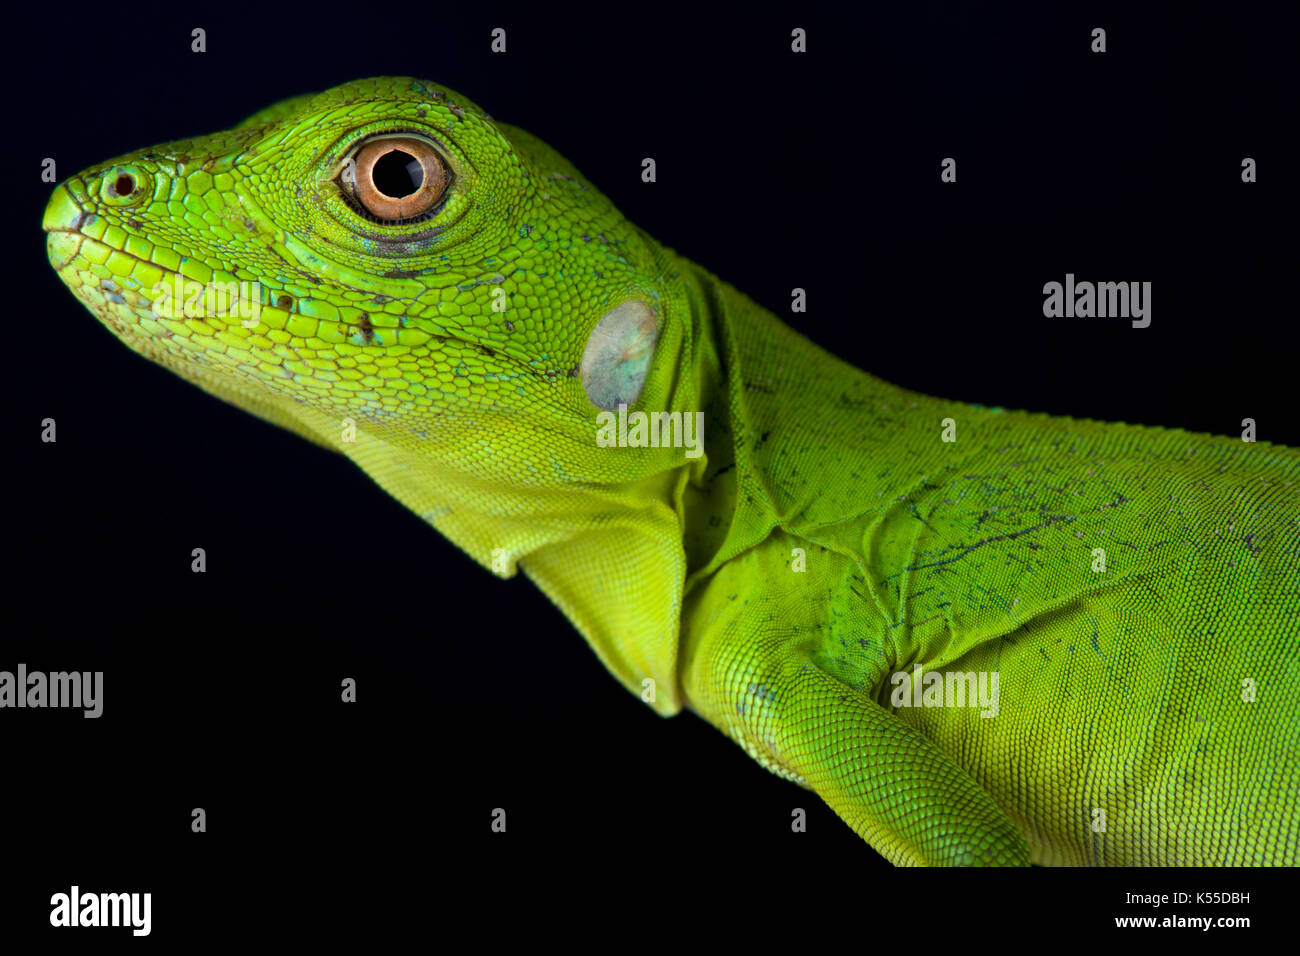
113,174,134,196
372,150,423,197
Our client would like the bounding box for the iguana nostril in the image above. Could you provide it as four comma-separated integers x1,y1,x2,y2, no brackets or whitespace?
101,166,150,205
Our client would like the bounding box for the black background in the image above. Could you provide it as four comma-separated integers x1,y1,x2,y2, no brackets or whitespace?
4,0,1296,943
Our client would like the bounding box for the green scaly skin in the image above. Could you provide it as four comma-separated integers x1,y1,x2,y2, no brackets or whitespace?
44,77,1299,865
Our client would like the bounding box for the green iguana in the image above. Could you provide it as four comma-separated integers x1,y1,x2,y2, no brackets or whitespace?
43,77,1299,865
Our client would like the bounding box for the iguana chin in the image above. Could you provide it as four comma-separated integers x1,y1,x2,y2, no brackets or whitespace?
43,76,1299,866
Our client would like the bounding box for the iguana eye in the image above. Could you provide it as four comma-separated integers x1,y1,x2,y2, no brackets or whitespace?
339,135,448,222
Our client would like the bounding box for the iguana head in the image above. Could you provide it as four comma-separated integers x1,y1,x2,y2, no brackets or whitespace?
44,75,699,474
44,76,720,712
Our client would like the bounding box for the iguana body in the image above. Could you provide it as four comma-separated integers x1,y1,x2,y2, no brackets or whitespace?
44,77,1299,865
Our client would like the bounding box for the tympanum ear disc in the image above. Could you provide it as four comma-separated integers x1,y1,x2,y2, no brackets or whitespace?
580,300,659,411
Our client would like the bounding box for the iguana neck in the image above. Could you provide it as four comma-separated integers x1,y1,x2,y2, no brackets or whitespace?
673,254,956,590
